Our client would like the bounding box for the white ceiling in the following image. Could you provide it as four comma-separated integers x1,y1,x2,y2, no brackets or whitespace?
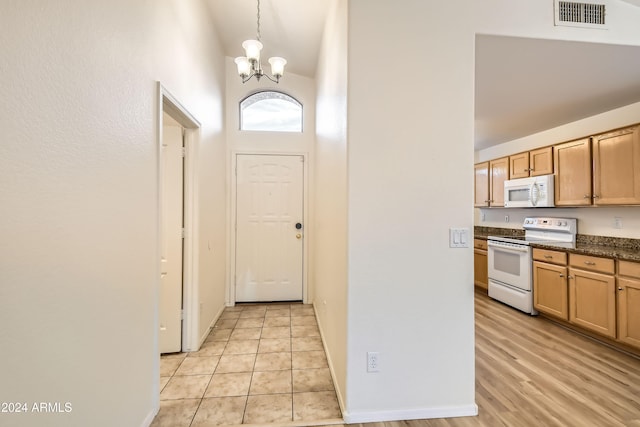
475,35,640,150
206,0,330,78
206,1,640,150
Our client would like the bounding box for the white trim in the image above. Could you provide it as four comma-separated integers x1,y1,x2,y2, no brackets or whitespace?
342,404,479,424
156,82,201,355
228,150,310,305
140,407,159,427
199,303,226,347
313,303,346,419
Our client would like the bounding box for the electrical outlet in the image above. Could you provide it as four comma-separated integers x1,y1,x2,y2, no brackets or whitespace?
367,352,379,373
614,217,623,229
481,211,486,222
504,215,509,223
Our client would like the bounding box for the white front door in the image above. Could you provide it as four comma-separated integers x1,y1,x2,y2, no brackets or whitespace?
159,123,184,353
235,154,304,302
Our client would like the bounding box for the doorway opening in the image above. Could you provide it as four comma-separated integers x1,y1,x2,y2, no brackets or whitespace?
157,82,201,355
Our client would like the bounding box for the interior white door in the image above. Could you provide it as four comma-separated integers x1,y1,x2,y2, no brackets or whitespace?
235,154,304,302
159,124,184,353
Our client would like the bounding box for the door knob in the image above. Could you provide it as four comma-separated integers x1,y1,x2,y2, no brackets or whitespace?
296,233,302,239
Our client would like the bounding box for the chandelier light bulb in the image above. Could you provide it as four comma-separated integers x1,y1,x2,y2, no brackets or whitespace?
234,57,251,78
242,40,263,62
268,57,287,78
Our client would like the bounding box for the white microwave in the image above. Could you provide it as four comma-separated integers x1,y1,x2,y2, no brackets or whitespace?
504,174,555,208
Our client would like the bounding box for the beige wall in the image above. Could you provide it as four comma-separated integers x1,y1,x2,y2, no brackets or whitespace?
344,0,476,421
0,1,226,426
313,0,349,412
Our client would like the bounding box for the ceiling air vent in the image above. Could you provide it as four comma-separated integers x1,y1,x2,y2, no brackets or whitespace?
554,0,608,29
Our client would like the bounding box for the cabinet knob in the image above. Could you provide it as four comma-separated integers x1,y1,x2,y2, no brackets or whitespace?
559,274,565,278
592,194,600,199
568,275,574,279
583,195,590,199
618,287,624,291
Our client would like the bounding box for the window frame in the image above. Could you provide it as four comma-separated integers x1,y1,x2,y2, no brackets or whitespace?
239,90,304,133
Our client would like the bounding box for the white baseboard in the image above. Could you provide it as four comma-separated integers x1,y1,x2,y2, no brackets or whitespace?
140,405,159,427
196,304,226,350
343,404,478,424
312,302,347,420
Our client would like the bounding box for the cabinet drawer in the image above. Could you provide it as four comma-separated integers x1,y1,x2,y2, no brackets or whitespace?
569,254,615,274
619,260,640,279
533,248,567,265
474,239,488,250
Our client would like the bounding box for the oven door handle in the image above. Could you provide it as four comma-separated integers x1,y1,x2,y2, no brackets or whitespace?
487,241,530,253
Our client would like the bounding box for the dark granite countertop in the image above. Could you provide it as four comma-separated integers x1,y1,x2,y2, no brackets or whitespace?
474,226,640,263
529,241,640,262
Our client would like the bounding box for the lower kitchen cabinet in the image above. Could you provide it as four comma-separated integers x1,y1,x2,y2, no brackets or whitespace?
474,239,488,290
533,261,568,320
617,260,640,349
569,254,616,339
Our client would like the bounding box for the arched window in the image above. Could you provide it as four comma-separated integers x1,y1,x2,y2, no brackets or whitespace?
240,91,303,132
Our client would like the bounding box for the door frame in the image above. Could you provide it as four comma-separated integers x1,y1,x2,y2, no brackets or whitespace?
228,151,310,305
156,82,201,352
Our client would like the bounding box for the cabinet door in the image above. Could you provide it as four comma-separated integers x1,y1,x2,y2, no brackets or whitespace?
592,125,640,205
509,152,530,179
489,157,509,207
529,146,553,176
533,261,568,320
569,268,616,338
474,162,490,207
618,277,640,349
474,249,488,290
554,138,592,206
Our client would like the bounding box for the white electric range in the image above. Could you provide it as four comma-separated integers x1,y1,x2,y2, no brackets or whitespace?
486,217,577,315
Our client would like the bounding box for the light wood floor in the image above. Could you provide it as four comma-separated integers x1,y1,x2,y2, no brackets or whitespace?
326,290,640,427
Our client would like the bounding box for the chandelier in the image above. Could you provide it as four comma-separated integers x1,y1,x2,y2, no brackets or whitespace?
234,0,287,84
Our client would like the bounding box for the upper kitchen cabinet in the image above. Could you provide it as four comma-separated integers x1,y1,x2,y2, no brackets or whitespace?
592,125,640,205
509,147,553,179
490,157,509,207
474,158,509,207
554,138,592,206
474,162,490,207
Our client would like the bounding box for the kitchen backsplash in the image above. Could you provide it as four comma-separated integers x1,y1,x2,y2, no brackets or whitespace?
474,206,640,239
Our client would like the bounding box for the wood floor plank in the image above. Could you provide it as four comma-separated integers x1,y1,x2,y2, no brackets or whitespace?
327,290,640,427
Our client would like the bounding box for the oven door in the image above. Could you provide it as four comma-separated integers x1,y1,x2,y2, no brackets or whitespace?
487,241,532,291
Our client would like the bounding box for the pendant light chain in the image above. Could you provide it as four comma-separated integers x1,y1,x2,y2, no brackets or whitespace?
256,0,261,42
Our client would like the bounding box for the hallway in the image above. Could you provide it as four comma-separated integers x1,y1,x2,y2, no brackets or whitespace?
152,303,342,426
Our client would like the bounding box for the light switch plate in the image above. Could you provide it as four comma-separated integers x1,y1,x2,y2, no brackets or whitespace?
449,227,470,248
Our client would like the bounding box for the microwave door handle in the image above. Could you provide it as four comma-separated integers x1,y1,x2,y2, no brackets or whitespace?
530,182,538,206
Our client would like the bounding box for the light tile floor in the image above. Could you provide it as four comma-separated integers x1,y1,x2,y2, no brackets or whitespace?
151,303,343,427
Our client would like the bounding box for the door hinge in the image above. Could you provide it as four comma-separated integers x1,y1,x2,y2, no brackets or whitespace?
181,228,185,239
181,309,185,320
181,147,186,158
